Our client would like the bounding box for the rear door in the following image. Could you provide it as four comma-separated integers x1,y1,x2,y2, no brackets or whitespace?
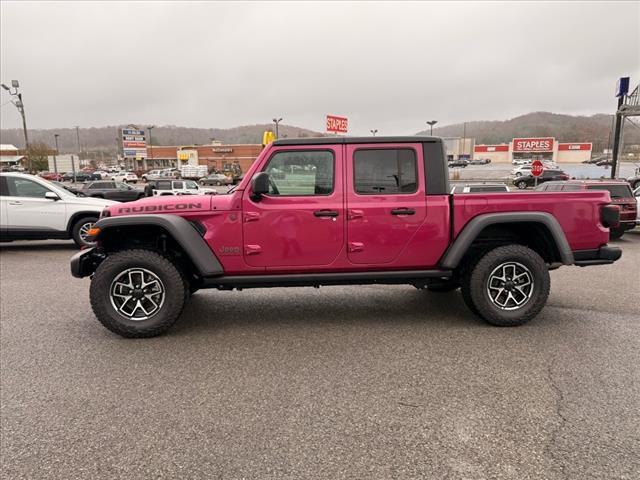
345,144,426,264
242,146,344,268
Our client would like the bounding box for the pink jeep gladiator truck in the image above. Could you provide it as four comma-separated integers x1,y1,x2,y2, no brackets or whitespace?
71,137,622,338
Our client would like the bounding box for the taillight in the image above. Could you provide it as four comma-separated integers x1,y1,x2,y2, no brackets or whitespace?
600,204,620,228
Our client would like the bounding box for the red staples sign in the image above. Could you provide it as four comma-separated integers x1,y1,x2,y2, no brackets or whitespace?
326,115,348,134
512,137,554,152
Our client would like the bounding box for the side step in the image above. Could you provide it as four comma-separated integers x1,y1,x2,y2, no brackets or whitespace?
202,269,452,290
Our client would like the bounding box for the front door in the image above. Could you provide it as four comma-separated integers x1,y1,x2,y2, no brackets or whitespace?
345,144,426,264
3,175,67,233
242,146,344,268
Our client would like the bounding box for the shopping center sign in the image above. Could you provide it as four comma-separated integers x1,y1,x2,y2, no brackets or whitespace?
121,128,147,160
512,137,555,152
326,115,348,134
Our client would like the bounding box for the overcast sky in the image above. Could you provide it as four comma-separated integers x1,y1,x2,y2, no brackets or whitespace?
1,1,639,135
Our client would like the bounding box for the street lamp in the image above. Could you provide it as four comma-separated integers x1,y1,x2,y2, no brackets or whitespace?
74,126,82,161
1,80,30,171
426,120,438,136
53,134,60,175
272,117,283,139
370,129,378,136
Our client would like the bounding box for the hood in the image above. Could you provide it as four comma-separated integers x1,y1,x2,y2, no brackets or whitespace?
65,195,119,209
106,192,242,217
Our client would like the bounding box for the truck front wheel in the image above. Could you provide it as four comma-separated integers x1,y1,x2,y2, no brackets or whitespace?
460,245,550,327
89,249,187,338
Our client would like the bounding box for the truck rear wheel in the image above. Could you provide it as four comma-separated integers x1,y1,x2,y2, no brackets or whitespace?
460,245,550,327
89,249,187,338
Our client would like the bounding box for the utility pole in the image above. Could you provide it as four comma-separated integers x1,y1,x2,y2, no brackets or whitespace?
1,81,30,171
75,126,82,163
461,122,467,159
272,117,282,139
426,120,438,136
53,134,60,175
611,77,630,179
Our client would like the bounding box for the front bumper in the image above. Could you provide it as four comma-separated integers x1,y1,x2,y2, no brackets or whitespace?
573,246,622,267
70,247,105,278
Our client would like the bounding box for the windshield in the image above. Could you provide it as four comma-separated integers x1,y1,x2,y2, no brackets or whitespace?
586,184,633,199
40,179,77,198
185,180,198,189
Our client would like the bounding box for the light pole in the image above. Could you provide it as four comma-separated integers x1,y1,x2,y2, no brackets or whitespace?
53,134,60,175
147,125,155,168
1,80,30,171
272,117,282,139
370,129,378,136
426,120,438,136
75,126,82,162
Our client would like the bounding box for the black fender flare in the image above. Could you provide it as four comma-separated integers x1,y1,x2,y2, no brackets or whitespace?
439,212,574,269
93,214,223,277
66,211,101,235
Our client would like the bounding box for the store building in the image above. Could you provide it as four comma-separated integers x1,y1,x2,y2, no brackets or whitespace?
0,144,26,167
443,137,475,161
474,137,592,164
143,143,264,173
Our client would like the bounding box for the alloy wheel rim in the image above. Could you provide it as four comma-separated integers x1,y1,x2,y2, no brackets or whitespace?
486,262,534,310
109,268,165,320
79,222,95,244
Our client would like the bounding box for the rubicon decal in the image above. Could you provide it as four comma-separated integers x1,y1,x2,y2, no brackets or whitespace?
117,203,203,214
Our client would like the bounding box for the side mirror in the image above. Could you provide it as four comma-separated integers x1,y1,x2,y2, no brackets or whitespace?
45,191,60,201
251,172,270,201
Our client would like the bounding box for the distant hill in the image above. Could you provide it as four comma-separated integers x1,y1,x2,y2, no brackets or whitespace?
2,112,638,155
0,124,325,154
416,112,640,151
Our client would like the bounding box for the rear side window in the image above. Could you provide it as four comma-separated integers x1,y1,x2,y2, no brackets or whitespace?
264,150,334,196
354,148,417,194
156,181,171,190
561,184,580,192
173,181,184,189
586,184,633,199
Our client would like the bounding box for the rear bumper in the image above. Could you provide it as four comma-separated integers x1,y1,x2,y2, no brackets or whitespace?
573,246,622,267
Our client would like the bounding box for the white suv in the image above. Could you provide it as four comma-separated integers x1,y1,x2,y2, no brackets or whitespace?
110,171,139,183
0,173,118,247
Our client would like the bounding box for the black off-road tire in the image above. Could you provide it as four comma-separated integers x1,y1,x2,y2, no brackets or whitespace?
71,216,98,247
609,228,625,240
461,245,550,327
89,249,187,338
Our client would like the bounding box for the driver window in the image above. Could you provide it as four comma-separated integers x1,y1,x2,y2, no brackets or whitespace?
6,177,51,198
264,150,334,196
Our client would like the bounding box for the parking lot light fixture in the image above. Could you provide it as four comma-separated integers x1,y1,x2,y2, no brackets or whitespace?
272,117,283,139
426,120,438,136
370,129,378,136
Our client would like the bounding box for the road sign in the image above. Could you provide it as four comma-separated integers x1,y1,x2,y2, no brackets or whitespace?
531,160,544,177
326,115,348,134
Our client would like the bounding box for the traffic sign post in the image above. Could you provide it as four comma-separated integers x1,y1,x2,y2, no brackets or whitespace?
531,160,544,188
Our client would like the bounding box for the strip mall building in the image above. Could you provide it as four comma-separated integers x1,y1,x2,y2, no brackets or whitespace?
474,137,592,164
138,143,264,173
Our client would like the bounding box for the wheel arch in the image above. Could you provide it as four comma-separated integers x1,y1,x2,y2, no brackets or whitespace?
66,211,101,235
439,212,574,269
93,214,223,278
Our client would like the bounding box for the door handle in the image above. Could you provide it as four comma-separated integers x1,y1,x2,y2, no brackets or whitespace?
8,201,22,206
391,208,415,215
314,210,339,218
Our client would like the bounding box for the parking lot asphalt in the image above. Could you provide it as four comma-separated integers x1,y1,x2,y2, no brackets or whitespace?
1,232,639,479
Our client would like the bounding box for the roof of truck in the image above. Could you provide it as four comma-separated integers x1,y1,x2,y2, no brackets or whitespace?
273,136,441,146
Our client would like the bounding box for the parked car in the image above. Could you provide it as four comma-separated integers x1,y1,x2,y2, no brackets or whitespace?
513,169,569,190
141,169,180,182
468,158,491,165
77,181,145,202
596,160,613,167
626,168,640,190
62,171,99,182
447,159,468,168
199,173,232,186
511,162,556,177
535,180,637,239
0,173,117,247
634,187,640,225
110,171,139,183
38,171,64,181
71,136,622,338
150,179,216,196
451,183,509,193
